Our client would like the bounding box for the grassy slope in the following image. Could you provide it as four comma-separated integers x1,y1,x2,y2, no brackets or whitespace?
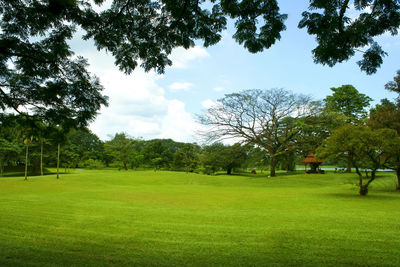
0,170,399,266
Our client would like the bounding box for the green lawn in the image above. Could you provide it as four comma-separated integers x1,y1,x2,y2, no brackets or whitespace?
0,170,399,266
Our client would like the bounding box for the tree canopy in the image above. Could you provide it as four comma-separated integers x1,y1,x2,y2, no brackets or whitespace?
199,88,315,176
1,1,398,125
323,85,372,123
316,124,399,195
299,0,400,75
1,0,398,129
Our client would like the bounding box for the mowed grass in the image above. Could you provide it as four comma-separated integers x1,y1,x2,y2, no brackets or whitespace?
0,170,400,266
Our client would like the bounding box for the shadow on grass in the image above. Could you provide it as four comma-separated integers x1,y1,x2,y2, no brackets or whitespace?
327,192,400,200
0,170,69,178
214,171,306,179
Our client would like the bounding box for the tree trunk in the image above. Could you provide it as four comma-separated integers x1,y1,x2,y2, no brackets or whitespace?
354,165,365,195
40,141,43,176
57,144,60,179
0,160,3,177
270,156,276,177
123,161,128,170
346,155,351,173
356,165,377,196
397,167,400,190
25,144,29,181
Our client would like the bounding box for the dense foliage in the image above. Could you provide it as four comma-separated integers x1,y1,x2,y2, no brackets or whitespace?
1,1,398,126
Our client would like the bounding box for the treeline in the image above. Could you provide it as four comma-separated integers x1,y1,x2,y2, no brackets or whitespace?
0,125,292,176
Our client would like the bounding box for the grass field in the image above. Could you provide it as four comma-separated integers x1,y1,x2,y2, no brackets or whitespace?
1,170,400,266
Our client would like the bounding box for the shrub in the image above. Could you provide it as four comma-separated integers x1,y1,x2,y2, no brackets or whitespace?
83,159,104,169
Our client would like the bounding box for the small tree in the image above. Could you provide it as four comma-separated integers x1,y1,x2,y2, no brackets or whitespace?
105,133,135,170
200,143,225,175
173,144,200,172
369,98,400,190
0,138,20,177
220,143,248,175
317,125,399,195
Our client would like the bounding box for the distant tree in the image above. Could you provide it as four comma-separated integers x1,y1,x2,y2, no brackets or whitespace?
244,146,270,173
220,143,248,175
324,85,372,123
0,115,22,176
173,143,201,173
200,143,225,175
199,88,314,177
324,85,372,172
128,153,144,170
63,129,104,167
369,99,400,132
105,133,135,170
385,70,400,98
296,101,347,157
151,157,163,171
0,137,20,177
317,124,399,195
142,139,184,169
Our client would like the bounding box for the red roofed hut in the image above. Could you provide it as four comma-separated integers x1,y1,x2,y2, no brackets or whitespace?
302,153,324,174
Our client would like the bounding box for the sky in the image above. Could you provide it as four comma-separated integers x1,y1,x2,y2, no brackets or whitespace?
69,1,400,143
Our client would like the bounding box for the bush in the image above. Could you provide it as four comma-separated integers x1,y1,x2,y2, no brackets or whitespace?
83,159,104,169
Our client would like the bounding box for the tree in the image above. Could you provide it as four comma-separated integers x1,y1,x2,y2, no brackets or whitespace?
1,1,108,129
299,0,400,74
63,129,104,167
317,124,399,195
367,70,400,190
200,143,225,175
369,99,400,133
296,101,346,157
128,153,144,169
369,99,400,190
0,115,22,176
385,69,400,101
1,1,397,126
142,139,184,169
324,85,372,123
244,145,270,173
173,143,201,173
324,85,373,172
220,143,248,175
199,88,314,177
0,137,20,177
105,133,135,170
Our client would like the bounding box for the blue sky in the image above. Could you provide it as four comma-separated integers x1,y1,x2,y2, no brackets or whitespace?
71,1,400,142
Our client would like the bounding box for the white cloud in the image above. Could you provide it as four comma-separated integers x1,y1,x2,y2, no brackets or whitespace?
158,100,200,142
83,50,199,142
213,86,224,92
201,99,219,109
169,81,194,92
170,46,210,69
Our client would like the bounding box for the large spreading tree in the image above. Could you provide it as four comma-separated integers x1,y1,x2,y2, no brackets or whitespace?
199,88,315,177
